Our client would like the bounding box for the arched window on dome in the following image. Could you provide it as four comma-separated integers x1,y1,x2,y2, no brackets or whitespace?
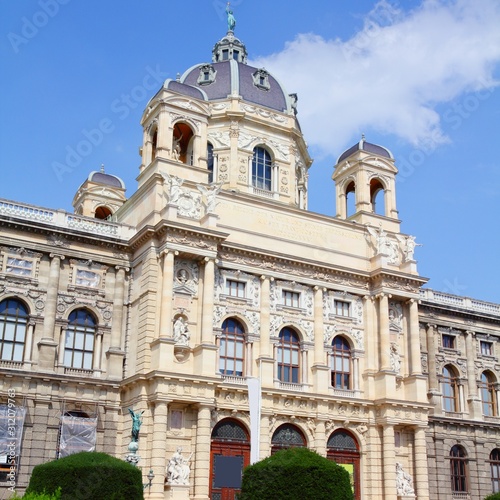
207,142,214,183
94,206,112,220
0,298,28,362
370,178,385,215
331,336,351,390
277,327,300,384
490,448,500,493
480,371,497,416
345,181,356,217
450,445,468,493
442,365,459,413
252,146,272,192
172,122,194,165
63,309,96,371
151,128,158,162
219,318,246,377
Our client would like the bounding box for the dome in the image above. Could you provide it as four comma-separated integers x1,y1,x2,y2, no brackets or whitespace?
87,167,126,189
337,136,393,164
163,32,295,114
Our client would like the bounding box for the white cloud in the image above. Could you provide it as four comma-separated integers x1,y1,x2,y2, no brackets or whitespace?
251,0,500,157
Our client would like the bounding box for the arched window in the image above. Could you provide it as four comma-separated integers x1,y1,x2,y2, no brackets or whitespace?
490,448,500,493
172,122,194,165
151,128,158,161
370,178,385,215
480,371,497,416
346,181,356,217
442,365,459,412
219,318,245,377
277,327,300,384
0,298,28,362
63,309,96,370
252,147,272,191
271,424,306,453
207,142,214,183
450,445,468,493
94,206,112,220
331,336,351,389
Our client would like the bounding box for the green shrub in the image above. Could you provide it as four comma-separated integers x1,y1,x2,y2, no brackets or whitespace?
484,494,500,500
25,452,144,500
239,447,354,500
9,489,61,500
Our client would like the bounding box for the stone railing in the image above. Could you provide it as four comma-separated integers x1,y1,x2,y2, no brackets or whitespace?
420,289,500,317
222,375,246,385
277,381,304,392
0,199,134,240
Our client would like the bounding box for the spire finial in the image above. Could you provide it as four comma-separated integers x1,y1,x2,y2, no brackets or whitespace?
361,133,365,141
100,164,105,173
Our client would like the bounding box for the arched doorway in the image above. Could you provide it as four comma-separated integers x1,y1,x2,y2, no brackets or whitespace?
271,423,306,454
327,429,361,500
210,419,250,500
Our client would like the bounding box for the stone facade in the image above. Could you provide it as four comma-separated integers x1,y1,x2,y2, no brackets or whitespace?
0,28,499,500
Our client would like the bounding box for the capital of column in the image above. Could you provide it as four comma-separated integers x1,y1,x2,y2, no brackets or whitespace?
49,253,65,261
115,264,130,273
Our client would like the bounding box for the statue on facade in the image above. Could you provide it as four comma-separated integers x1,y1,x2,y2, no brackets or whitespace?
172,133,183,161
396,462,415,496
173,316,190,346
166,447,192,485
128,408,144,442
163,173,184,204
401,235,422,262
390,342,401,374
197,182,222,214
226,3,236,32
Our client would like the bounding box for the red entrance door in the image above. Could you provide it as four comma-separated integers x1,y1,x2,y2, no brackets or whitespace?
210,419,250,500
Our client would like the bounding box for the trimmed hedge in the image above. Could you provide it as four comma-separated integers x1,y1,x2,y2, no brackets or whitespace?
484,494,500,500
25,452,144,500
239,447,354,500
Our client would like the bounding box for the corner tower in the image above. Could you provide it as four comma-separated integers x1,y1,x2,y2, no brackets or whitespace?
333,135,399,232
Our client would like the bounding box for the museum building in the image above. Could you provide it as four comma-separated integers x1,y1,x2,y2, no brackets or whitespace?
0,23,500,500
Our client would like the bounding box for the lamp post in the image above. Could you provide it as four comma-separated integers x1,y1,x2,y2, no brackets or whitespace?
144,468,155,491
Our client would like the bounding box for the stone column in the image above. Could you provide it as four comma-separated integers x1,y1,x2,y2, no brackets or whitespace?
314,420,326,457
194,405,212,500
150,401,169,499
313,287,325,364
93,331,103,371
159,251,175,338
408,299,422,375
414,427,430,500
259,415,271,461
352,354,360,391
382,424,397,499
23,320,35,363
107,265,128,379
259,276,271,357
378,294,391,371
465,330,482,417
38,253,64,370
426,324,438,392
364,296,376,372
201,259,215,344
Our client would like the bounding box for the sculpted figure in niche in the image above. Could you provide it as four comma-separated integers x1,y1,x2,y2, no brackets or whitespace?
166,447,191,485
173,316,190,346
390,342,401,374
396,462,415,496
172,133,183,161
163,173,184,204
177,269,189,284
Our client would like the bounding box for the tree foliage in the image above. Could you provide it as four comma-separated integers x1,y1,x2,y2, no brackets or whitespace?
239,447,354,500
25,452,144,500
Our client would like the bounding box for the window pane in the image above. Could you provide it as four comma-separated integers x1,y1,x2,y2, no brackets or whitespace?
65,330,74,347
2,343,13,360
235,342,244,358
83,353,93,370
3,322,15,341
74,332,84,350
13,344,24,361
73,351,83,368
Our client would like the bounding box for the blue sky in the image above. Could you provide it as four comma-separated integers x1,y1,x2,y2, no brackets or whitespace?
1,0,500,303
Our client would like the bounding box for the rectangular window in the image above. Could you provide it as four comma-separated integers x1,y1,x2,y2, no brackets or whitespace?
442,334,456,349
481,341,493,356
334,300,351,317
282,290,300,308
5,257,33,277
226,279,246,298
75,269,100,288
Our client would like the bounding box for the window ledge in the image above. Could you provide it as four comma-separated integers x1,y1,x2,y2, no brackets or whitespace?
221,375,246,385
451,493,470,500
276,381,305,392
329,387,360,398
444,411,464,419
64,367,95,377
0,360,23,369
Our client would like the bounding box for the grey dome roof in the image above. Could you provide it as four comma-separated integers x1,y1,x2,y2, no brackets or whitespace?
163,32,295,114
87,169,125,189
337,136,394,164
